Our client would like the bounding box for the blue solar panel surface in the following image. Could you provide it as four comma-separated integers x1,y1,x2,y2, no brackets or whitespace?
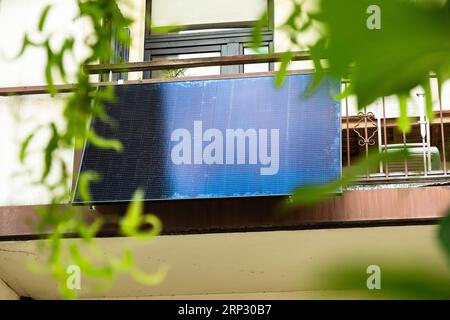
73,73,341,203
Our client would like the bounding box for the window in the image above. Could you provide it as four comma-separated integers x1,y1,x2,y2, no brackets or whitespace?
144,0,274,78
243,46,270,73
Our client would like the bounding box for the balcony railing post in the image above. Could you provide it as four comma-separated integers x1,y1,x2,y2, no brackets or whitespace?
416,91,429,176
403,131,409,177
437,79,448,175
376,100,383,174
382,97,389,177
344,82,351,168
364,106,370,178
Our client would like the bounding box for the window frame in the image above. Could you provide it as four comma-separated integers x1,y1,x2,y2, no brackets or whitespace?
144,0,274,78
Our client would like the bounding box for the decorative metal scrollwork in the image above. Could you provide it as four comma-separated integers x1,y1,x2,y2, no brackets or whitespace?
353,111,378,146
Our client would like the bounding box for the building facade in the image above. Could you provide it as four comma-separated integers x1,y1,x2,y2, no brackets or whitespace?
0,0,449,299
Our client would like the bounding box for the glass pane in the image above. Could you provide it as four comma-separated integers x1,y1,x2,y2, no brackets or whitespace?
179,52,221,76
152,52,221,78
244,47,269,73
178,28,240,34
151,0,266,29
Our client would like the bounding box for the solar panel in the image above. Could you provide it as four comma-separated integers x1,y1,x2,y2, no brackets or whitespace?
73,73,341,204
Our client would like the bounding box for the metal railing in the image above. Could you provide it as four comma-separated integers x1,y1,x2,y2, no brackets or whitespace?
342,80,449,182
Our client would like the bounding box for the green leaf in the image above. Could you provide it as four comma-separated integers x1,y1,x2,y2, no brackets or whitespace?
320,262,450,299
42,123,59,181
76,171,100,203
397,94,411,133
69,244,114,279
275,51,293,87
438,211,450,264
423,79,434,121
44,42,58,96
283,2,302,30
151,25,184,35
130,264,167,286
53,38,74,84
120,189,144,235
120,189,162,239
38,5,52,32
15,35,37,58
19,133,35,163
250,11,268,50
111,249,134,272
290,149,410,206
87,129,123,152
78,217,103,240
296,0,450,115
305,38,327,96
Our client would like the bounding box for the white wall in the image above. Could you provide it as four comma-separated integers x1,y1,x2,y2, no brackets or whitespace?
0,226,447,299
0,278,18,300
0,0,92,87
0,0,145,85
119,0,146,80
0,0,146,206
274,0,317,71
151,0,266,27
0,0,90,206
0,94,72,206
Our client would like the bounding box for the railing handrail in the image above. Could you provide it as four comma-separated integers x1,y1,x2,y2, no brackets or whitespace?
85,51,311,74
0,51,311,96
0,50,439,96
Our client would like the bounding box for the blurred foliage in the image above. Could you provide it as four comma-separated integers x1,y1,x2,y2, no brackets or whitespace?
290,149,409,206
265,0,450,132
162,68,187,78
318,261,450,299
270,0,450,299
438,211,450,264
16,0,164,299
11,0,450,299
315,0,449,115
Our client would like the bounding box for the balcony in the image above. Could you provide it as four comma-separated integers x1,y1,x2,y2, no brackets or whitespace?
0,53,449,239
2,52,449,185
